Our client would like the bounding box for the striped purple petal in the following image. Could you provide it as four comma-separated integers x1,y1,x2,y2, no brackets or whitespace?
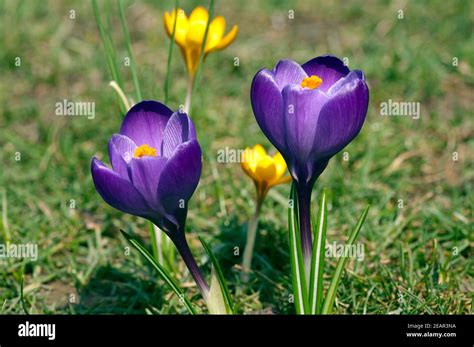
302,55,350,92
108,134,136,180
120,100,173,152
161,112,196,158
157,139,202,227
91,158,151,216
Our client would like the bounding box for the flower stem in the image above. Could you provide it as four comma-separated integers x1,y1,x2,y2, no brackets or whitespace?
154,224,164,264
296,183,313,277
1,188,11,245
163,0,179,104
173,232,210,300
148,221,159,261
184,74,194,115
241,199,263,282
109,80,131,111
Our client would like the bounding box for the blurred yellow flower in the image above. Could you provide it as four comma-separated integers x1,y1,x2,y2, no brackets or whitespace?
163,6,238,76
241,144,291,279
241,144,291,201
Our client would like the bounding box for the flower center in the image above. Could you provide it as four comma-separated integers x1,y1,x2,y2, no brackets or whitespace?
300,75,323,90
134,144,157,158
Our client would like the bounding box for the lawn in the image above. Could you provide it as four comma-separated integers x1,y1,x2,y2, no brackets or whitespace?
0,0,472,314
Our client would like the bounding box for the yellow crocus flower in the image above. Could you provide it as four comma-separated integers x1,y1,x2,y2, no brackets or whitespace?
241,144,291,281
163,6,238,76
241,144,291,202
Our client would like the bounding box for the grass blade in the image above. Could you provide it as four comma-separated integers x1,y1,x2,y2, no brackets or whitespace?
207,267,228,314
103,0,123,89
148,221,158,261
163,0,179,103
120,229,196,314
118,0,142,101
162,231,176,270
321,205,370,314
190,0,214,97
20,273,29,315
0,188,11,244
199,237,234,314
309,188,328,314
92,0,126,114
92,0,116,82
288,182,309,314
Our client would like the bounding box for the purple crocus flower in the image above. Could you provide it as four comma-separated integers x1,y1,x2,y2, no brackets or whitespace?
91,100,209,298
250,55,369,267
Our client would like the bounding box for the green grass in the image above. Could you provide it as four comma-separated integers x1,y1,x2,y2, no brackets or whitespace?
0,0,472,314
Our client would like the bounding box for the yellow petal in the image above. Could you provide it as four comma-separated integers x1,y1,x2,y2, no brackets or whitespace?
241,147,260,182
182,45,201,75
163,8,189,47
273,175,292,186
252,144,267,157
186,21,207,47
241,144,290,193
245,144,266,173
212,25,238,51
243,147,260,171
241,147,253,172
270,151,291,186
185,7,210,46
273,151,287,179
253,156,277,184
188,6,209,24
205,16,226,52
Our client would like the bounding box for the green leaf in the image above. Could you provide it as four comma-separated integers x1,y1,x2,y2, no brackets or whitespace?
192,0,215,95
309,188,328,314
163,0,179,103
118,0,142,101
120,230,196,314
148,221,158,261
207,267,228,314
288,183,309,314
91,0,126,114
0,188,11,244
20,273,29,315
199,237,234,314
321,205,370,314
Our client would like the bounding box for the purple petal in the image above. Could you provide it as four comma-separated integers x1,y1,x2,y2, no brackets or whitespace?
250,69,286,152
273,60,308,91
282,84,329,165
108,134,137,180
120,100,173,151
91,157,151,216
302,55,350,92
162,112,197,158
327,70,365,96
312,74,369,159
157,140,202,227
130,156,168,210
